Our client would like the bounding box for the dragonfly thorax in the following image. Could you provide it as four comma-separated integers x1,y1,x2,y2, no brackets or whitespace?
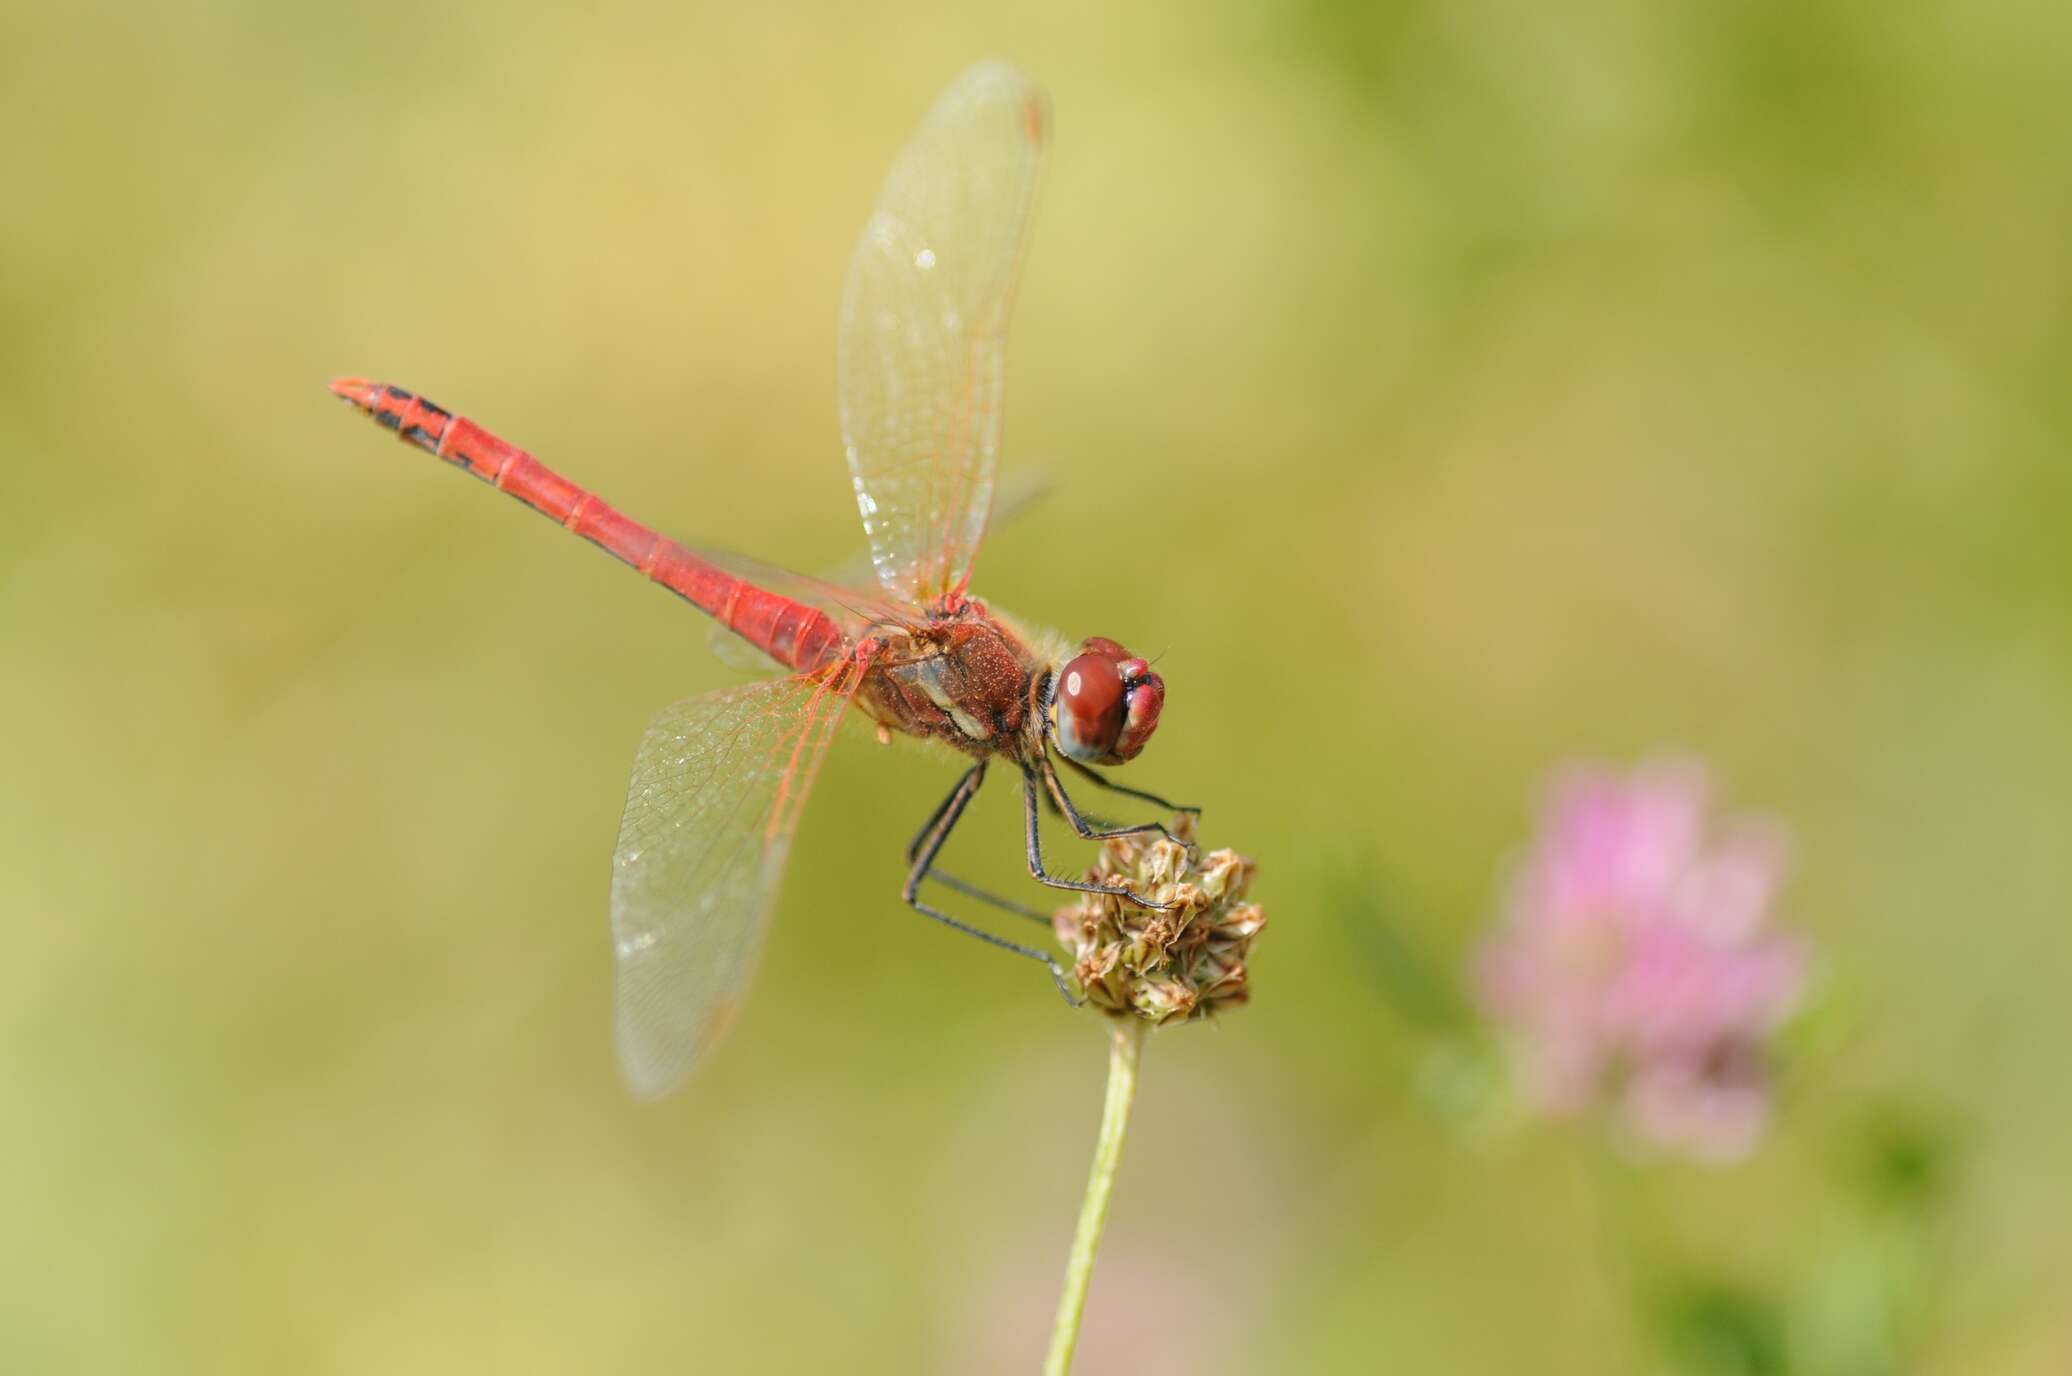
857,607,1042,759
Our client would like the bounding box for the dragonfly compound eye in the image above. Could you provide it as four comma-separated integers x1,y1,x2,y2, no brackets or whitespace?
1110,662,1164,764
1050,651,1127,764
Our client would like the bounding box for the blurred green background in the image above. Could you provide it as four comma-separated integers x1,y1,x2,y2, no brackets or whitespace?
4,0,2069,1371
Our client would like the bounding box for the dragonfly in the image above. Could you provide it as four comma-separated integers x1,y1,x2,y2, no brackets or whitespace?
329,61,1194,1099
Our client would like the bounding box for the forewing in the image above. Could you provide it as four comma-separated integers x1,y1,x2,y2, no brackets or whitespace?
839,60,1047,601
609,653,869,1097
697,477,1048,673
705,553,898,673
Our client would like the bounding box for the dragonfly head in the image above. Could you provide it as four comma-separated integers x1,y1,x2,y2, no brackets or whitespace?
1046,637,1164,767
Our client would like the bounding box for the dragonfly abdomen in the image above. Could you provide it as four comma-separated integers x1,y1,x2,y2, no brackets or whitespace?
329,379,846,672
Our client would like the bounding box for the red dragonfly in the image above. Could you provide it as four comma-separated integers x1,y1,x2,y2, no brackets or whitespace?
330,62,1193,1098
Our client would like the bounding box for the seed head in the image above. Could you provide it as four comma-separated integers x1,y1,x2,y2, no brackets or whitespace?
1052,815,1265,1024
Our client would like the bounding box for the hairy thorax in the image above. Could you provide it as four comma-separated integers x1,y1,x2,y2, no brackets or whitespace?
855,597,1049,762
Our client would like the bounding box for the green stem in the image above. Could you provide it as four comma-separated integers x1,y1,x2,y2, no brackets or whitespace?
1042,1021,1146,1376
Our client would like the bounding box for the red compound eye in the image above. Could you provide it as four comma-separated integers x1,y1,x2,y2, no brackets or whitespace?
1051,652,1127,764
1110,667,1164,763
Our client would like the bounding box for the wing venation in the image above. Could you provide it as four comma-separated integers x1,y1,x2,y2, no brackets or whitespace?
609,653,869,1097
838,60,1048,601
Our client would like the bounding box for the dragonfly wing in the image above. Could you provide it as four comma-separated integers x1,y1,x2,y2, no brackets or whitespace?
839,60,1048,602
609,653,870,1098
698,549,924,673
697,477,1048,673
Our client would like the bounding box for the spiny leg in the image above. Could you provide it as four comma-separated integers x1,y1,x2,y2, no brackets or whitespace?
904,762,1052,925
903,762,1079,1001
1022,768,1181,911
904,764,972,861
1057,753,1201,817
921,870,1055,924
1041,754,1187,849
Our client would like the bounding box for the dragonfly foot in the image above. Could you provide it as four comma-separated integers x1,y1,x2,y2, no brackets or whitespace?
1099,880,1184,914
1047,959,1086,1007
1149,822,1200,858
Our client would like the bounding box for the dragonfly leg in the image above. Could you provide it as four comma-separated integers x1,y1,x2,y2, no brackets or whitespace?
904,762,1054,925
903,762,1080,1002
923,870,1055,924
1022,768,1183,912
904,765,972,863
1040,754,1188,850
1057,753,1201,817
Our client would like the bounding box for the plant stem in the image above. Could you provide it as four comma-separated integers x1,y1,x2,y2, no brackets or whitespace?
1042,1020,1145,1376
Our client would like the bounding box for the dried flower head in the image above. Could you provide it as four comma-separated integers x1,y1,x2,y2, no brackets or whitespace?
1053,815,1265,1024
1474,758,1808,1163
